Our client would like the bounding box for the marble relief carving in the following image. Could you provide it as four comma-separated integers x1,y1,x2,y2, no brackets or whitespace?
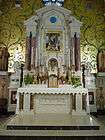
40,97,65,105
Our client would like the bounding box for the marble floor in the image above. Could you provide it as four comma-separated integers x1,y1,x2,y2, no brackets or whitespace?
96,116,105,130
7,114,100,128
0,115,13,130
0,114,105,137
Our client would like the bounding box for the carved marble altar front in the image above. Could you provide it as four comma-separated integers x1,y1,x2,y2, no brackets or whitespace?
16,85,90,115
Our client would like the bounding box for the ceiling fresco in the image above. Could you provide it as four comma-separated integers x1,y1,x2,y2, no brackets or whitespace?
0,0,105,72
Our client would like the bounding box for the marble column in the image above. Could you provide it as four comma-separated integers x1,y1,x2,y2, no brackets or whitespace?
72,93,87,115
29,32,32,71
25,19,37,70
86,93,90,114
2,49,5,71
97,52,100,72
25,32,32,71
19,93,24,111
2,48,9,71
70,37,75,67
72,93,76,110
76,93,82,112
74,33,80,71
30,94,35,110
23,93,30,112
0,49,2,71
70,94,73,113
16,92,19,114
25,36,30,70
34,94,36,113
31,37,36,70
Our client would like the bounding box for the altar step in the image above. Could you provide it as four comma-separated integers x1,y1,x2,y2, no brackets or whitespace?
7,125,99,130
7,114,100,130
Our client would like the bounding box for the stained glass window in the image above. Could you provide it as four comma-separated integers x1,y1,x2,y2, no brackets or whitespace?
43,0,64,6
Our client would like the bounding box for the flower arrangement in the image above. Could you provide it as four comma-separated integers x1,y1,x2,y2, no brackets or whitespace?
24,74,34,85
71,76,81,87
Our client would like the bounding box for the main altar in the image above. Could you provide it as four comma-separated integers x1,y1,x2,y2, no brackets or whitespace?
3,4,91,117
6,3,102,132
14,5,90,116
16,84,89,115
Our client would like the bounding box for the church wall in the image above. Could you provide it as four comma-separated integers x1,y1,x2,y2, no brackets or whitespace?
96,74,105,111
96,50,105,111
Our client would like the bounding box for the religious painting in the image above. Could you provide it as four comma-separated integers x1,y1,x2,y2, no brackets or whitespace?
89,92,94,104
45,32,61,51
11,91,17,104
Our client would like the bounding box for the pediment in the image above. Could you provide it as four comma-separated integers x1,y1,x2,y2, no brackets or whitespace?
24,5,82,27
36,5,72,17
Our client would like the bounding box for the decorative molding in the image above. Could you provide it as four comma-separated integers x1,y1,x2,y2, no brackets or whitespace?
17,85,88,94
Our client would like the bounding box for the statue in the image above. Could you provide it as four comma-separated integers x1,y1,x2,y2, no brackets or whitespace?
0,47,10,71
97,50,105,72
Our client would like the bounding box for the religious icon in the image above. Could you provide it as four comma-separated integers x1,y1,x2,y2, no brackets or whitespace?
11,91,17,104
45,33,61,51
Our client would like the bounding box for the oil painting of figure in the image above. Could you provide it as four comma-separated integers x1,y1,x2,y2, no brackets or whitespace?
46,33,61,51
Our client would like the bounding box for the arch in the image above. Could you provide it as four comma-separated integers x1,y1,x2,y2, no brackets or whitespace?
48,58,58,71
46,57,60,67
